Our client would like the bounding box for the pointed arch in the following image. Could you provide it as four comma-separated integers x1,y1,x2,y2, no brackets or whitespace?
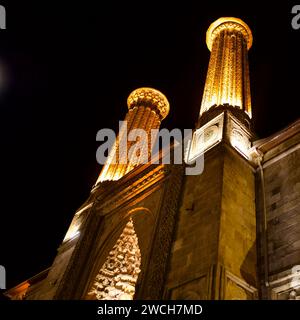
86,218,141,300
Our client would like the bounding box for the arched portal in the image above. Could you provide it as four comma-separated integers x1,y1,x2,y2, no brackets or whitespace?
86,218,141,300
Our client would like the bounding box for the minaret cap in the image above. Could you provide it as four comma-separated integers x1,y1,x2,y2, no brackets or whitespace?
206,17,253,51
127,87,170,120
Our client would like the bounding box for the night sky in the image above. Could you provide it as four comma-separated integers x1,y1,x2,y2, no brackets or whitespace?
0,1,299,294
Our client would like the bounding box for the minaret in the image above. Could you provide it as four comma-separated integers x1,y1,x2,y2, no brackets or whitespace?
166,18,258,300
97,87,169,183
200,17,252,118
187,18,254,162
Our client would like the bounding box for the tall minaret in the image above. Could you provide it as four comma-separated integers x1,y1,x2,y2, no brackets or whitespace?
186,18,254,162
166,18,258,300
97,87,169,183
200,17,252,118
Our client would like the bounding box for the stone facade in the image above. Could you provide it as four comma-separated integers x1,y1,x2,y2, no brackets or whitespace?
165,141,258,300
255,124,300,299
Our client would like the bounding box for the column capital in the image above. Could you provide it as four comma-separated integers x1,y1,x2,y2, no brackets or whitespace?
127,87,170,120
206,17,253,51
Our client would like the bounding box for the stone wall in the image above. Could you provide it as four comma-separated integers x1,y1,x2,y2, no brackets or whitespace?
165,143,258,299
256,141,300,299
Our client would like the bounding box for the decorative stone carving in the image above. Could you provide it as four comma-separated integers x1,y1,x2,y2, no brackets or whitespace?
206,18,253,51
97,165,167,214
186,112,224,162
87,218,141,300
138,164,185,299
228,114,252,159
127,87,170,120
200,17,252,118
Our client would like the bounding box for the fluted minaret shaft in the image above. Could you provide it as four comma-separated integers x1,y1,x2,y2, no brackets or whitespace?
97,87,169,183
200,17,253,118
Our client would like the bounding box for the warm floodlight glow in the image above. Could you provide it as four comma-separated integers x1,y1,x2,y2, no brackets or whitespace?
127,87,170,120
87,218,141,300
206,17,253,51
200,17,252,118
96,87,169,183
64,224,80,241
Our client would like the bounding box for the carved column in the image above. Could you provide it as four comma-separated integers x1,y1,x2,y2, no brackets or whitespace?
200,17,253,118
97,87,170,183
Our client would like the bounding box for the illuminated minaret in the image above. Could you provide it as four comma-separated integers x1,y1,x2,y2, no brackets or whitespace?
200,17,253,118
186,17,254,162
167,18,258,300
97,87,169,183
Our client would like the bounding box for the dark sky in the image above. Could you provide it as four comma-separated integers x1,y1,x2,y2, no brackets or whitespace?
0,1,299,293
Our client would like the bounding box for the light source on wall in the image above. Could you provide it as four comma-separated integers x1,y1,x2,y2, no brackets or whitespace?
63,224,80,241
200,17,253,118
63,205,93,242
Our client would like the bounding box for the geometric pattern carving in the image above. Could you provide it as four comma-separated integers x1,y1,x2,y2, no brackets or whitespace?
139,164,184,299
228,115,251,159
87,218,141,300
187,113,223,162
